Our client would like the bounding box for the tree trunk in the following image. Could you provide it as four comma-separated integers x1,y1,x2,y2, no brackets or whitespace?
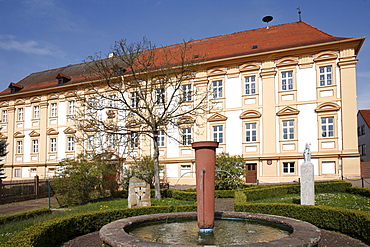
153,133,161,200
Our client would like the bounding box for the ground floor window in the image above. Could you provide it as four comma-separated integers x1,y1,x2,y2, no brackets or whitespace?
282,162,295,174
14,168,21,177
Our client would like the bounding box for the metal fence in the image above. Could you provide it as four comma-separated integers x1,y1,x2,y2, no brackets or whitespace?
0,176,51,204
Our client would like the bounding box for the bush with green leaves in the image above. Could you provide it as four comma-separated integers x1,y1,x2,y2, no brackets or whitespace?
234,200,370,244
121,156,157,189
52,153,121,206
215,153,245,190
1,205,196,247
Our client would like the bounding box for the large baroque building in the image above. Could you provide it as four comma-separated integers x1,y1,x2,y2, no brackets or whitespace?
0,21,364,184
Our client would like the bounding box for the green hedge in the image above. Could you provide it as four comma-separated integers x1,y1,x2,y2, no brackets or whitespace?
0,209,51,225
169,189,236,200
239,180,352,201
346,186,370,197
111,189,173,199
1,205,196,247
234,202,370,244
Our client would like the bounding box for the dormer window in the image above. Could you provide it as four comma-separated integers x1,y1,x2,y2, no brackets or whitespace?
8,83,23,94
56,73,71,85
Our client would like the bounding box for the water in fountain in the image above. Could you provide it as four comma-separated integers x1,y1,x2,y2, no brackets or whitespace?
127,217,291,245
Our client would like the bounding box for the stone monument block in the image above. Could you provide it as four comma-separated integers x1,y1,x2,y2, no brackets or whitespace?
301,143,315,205
128,177,151,208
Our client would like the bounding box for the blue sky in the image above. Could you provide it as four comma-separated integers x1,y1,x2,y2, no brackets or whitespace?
0,0,369,109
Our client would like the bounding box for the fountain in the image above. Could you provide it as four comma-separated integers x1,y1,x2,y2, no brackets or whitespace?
99,141,321,246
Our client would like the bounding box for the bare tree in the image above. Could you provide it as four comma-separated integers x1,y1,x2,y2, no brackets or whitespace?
78,37,210,200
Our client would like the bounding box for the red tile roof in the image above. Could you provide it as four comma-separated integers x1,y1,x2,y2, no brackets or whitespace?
0,21,363,96
359,110,370,128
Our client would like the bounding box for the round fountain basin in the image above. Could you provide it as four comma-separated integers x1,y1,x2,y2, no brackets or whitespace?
99,211,321,247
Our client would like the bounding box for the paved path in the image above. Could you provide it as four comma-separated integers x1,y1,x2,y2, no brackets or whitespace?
0,197,58,217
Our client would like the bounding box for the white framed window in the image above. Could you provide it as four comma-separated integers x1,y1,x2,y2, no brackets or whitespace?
245,76,256,95
157,130,165,147
212,80,223,99
88,98,96,113
67,137,74,152
68,100,75,115
50,138,57,152
33,106,40,119
181,165,192,176
47,168,55,177
131,92,139,108
245,123,257,142
1,110,7,123
50,103,57,117
182,128,192,146
319,66,332,86
321,117,334,138
359,144,366,156
16,141,23,154
156,88,165,105
108,94,116,108
32,140,39,153
182,84,192,102
108,134,115,150
14,168,21,177
281,71,293,91
283,162,295,174
282,120,294,140
130,132,139,148
17,108,24,121
213,125,224,143
87,135,94,150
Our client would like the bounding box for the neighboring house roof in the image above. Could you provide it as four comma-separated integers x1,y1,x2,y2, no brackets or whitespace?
358,110,370,128
0,21,364,96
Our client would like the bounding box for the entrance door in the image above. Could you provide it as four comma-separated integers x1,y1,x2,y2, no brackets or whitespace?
246,163,257,183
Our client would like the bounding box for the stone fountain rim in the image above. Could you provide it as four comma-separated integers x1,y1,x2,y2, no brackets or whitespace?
99,211,321,247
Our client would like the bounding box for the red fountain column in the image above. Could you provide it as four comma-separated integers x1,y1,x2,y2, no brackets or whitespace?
192,141,219,233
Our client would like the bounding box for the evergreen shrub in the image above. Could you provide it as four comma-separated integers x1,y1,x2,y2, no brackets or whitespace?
0,209,51,225
346,186,370,197
234,202,370,244
1,205,196,247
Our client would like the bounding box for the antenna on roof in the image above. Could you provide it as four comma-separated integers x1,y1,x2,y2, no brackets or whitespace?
297,7,302,22
262,16,273,29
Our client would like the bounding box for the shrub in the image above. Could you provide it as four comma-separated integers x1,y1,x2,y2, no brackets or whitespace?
171,190,196,201
238,180,352,201
0,209,51,225
234,202,370,244
346,187,370,197
1,205,196,247
215,190,235,198
215,153,245,190
121,156,158,190
52,154,121,207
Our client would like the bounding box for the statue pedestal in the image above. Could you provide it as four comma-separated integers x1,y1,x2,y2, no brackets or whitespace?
300,162,315,205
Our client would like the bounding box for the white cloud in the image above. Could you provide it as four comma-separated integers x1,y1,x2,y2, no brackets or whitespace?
23,0,80,32
0,35,62,56
358,71,370,78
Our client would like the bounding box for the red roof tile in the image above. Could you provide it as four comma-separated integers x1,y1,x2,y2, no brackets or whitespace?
0,21,363,96
359,110,370,128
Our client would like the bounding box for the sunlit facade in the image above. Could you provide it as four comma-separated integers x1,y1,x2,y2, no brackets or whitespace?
0,21,364,184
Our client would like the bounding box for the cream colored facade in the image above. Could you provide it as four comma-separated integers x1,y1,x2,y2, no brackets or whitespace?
0,22,364,184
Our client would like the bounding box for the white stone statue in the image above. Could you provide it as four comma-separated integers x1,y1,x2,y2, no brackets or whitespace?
303,143,311,163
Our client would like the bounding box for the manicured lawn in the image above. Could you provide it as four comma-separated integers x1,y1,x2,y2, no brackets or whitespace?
248,192,370,211
0,198,194,244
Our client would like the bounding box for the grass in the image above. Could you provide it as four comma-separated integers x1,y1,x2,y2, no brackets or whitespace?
248,192,370,211
0,197,195,243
